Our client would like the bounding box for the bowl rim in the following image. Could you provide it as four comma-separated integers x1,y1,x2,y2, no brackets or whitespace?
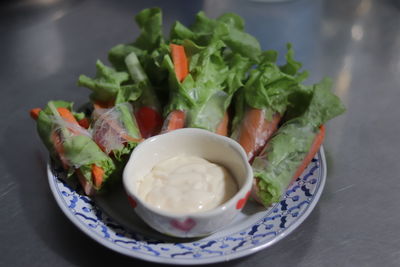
122,128,253,219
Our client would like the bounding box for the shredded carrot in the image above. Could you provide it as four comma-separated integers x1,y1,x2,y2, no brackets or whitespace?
170,44,189,82
216,111,229,136
30,108,42,120
238,109,281,161
292,125,325,182
164,110,186,132
91,164,104,188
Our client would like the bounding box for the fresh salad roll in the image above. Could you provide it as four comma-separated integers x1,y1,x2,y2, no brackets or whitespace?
231,44,309,161
251,79,346,206
161,11,260,135
29,7,347,207
33,101,115,195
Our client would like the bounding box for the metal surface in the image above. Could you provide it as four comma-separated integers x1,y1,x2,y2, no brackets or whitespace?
0,0,399,266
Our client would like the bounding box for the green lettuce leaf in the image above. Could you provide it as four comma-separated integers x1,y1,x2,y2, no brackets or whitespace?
124,52,160,108
170,11,261,62
115,84,142,104
78,60,131,102
115,103,141,140
108,44,145,72
224,53,252,96
298,78,346,127
133,7,164,52
217,12,245,30
108,7,169,105
170,21,195,42
252,79,346,206
280,43,302,76
62,135,115,186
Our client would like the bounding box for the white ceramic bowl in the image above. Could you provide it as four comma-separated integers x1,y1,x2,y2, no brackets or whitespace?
123,128,253,238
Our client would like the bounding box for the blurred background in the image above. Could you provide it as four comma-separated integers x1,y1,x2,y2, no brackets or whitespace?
1,0,399,266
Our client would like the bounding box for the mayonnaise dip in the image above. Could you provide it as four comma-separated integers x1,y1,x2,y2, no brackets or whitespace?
136,155,238,214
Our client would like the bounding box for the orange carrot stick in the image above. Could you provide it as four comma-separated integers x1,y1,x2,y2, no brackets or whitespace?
91,164,104,188
56,107,84,136
292,125,325,181
238,109,281,161
30,108,42,120
57,107,79,124
170,44,189,82
216,111,229,136
164,110,186,132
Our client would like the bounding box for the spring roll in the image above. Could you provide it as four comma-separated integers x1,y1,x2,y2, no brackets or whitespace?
252,79,345,206
36,101,115,195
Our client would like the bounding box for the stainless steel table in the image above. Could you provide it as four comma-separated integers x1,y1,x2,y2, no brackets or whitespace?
1,0,399,266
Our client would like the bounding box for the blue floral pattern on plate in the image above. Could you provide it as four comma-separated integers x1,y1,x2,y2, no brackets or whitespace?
47,148,326,265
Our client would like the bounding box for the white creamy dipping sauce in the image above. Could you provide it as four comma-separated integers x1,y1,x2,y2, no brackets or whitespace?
136,155,238,214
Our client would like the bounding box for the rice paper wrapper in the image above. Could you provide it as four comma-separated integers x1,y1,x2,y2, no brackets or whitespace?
92,103,142,160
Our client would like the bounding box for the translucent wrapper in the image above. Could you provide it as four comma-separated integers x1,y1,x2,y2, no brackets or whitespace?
250,79,346,207
161,110,186,133
91,107,109,122
92,103,142,158
50,118,92,169
251,122,316,206
49,116,114,181
232,107,281,161
187,90,230,134
35,101,116,195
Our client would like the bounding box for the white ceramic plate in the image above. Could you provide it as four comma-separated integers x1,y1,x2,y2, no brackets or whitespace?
47,147,326,265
